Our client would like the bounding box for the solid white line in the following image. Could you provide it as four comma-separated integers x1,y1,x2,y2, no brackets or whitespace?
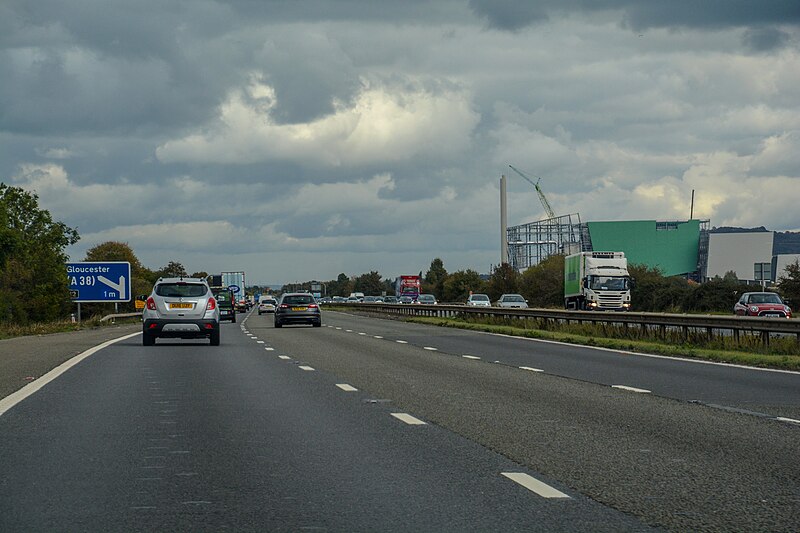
462,355,481,360
0,332,141,417
336,384,358,392
501,472,570,499
299,365,315,371
520,366,545,373
777,417,800,424
396,340,408,344
279,356,292,360
390,413,427,425
423,347,438,351
612,385,651,394
482,331,800,375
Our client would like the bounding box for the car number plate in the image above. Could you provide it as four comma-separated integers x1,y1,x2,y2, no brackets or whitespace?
169,303,193,309
292,306,307,311
763,312,780,317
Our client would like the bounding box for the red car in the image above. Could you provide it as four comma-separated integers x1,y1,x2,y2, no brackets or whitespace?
733,292,792,318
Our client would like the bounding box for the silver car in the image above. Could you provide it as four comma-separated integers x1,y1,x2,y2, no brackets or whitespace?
466,293,491,307
496,294,528,308
142,277,221,346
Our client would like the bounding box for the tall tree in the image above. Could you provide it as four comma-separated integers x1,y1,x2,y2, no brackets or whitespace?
0,183,79,323
519,254,564,308
353,271,384,295
777,260,800,310
486,263,519,301
423,258,448,299
442,269,485,303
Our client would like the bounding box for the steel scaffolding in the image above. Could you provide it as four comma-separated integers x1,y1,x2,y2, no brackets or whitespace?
507,213,587,271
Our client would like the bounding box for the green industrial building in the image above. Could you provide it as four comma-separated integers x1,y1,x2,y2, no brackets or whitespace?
587,220,703,276
506,214,707,277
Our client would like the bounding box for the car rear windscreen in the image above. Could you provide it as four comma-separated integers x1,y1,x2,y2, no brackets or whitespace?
283,295,314,305
156,283,207,297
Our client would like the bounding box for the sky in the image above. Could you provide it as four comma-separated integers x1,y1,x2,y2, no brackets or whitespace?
2,1,799,285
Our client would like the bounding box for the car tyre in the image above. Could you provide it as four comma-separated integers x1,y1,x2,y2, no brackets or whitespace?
210,329,220,346
274,320,282,328
313,321,321,327
143,333,155,346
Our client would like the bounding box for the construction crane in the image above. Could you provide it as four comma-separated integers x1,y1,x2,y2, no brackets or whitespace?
508,165,556,219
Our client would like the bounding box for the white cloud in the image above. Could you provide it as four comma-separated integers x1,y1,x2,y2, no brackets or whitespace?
156,75,480,167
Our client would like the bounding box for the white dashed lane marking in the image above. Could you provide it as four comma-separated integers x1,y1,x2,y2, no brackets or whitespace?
374,335,383,339
390,413,427,425
299,366,315,371
396,340,408,344
423,347,438,351
501,472,571,499
612,385,651,393
336,384,358,392
279,356,292,360
520,366,545,373
462,355,481,360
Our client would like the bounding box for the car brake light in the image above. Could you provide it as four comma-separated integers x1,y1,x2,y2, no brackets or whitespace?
280,304,289,308
308,304,318,308
146,297,156,311
206,297,217,311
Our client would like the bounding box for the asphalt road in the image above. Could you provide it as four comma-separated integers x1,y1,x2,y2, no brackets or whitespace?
1,309,798,531
0,312,653,532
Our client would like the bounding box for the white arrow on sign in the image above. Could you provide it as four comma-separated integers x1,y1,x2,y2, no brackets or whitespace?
97,275,126,300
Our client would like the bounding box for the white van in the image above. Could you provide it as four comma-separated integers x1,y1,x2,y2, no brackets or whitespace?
348,292,365,302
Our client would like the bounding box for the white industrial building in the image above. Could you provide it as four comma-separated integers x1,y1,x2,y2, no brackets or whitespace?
705,230,800,282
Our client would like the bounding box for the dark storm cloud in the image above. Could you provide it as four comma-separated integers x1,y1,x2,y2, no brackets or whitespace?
469,0,800,31
743,27,792,52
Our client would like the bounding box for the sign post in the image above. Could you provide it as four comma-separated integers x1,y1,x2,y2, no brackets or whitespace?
67,262,132,321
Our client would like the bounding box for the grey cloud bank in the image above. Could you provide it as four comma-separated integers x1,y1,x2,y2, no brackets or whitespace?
2,1,799,284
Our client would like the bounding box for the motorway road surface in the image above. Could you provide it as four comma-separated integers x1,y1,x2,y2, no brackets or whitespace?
1,309,798,531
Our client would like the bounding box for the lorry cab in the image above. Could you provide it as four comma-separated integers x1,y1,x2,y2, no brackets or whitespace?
565,252,632,311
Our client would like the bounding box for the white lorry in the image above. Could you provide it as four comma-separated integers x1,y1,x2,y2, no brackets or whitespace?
564,251,632,311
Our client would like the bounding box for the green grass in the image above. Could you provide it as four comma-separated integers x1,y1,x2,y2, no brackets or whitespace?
0,316,141,340
406,316,800,371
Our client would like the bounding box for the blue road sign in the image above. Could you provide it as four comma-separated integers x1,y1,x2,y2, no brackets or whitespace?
67,262,131,302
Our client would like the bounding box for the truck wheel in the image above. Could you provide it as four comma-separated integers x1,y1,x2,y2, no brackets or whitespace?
210,330,220,346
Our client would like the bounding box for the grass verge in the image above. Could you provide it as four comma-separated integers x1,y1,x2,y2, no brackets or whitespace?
0,316,141,341
406,316,800,371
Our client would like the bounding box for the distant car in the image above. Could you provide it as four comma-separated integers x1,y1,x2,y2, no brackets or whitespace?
363,296,378,303
275,293,322,327
399,296,414,304
383,296,398,304
496,294,528,308
734,292,792,318
374,296,385,303
346,296,360,303
466,294,491,307
417,294,437,305
258,296,278,315
332,296,347,303
142,277,220,346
